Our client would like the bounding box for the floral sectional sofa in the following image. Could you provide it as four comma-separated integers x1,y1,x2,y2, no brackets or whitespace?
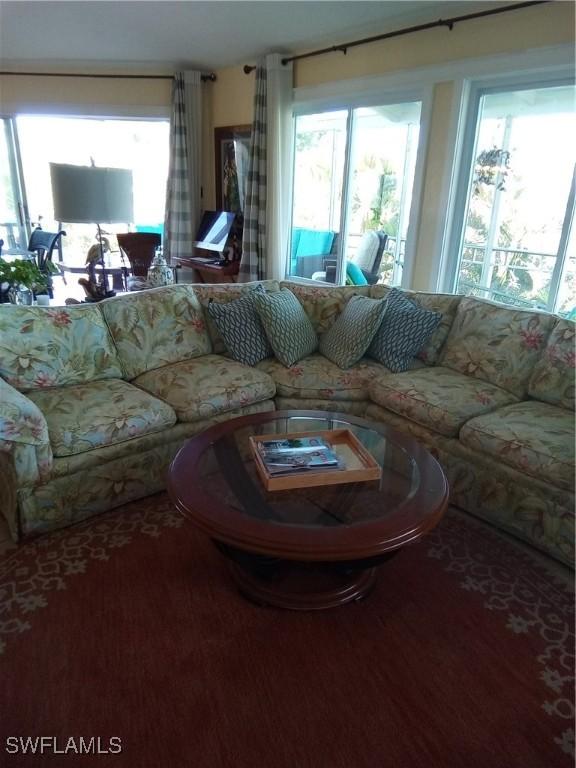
0,279,573,568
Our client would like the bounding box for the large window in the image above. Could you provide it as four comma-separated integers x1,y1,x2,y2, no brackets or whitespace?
15,116,169,261
288,100,421,286
446,81,576,316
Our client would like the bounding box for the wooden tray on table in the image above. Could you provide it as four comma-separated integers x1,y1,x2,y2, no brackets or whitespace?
249,428,381,491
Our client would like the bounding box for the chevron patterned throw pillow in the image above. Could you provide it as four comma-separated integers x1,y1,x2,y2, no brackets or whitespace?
368,288,442,373
207,287,273,366
320,295,388,369
254,288,318,367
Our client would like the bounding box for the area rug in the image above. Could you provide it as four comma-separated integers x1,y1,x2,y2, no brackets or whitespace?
0,494,573,768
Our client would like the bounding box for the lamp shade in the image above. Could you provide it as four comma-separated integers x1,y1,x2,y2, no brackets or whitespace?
50,163,134,224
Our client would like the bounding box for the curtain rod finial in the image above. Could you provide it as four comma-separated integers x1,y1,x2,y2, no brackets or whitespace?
243,65,256,74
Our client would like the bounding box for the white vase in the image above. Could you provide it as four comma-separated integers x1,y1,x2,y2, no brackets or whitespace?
147,250,174,288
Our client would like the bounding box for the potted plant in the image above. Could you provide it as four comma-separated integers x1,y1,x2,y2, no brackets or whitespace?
0,258,49,304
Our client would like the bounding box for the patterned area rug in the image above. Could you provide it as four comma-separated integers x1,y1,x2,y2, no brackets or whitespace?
0,494,573,768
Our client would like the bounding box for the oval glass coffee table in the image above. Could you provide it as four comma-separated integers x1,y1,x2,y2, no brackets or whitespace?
168,410,449,610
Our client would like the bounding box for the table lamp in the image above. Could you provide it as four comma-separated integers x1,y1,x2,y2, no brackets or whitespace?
50,162,134,300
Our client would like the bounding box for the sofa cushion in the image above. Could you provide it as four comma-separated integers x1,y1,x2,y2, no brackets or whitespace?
193,280,280,353
132,354,276,423
528,318,575,411
206,287,273,366
369,286,460,366
460,401,574,492
440,296,555,398
368,288,441,373
0,304,122,392
27,379,177,457
258,353,394,402
320,295,387,369
408,292,461,365
369,366,518,437
281,281,372,334
101,285,211,379
254,288,318,367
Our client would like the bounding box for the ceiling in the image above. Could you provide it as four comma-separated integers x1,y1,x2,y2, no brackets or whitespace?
0,1,502,73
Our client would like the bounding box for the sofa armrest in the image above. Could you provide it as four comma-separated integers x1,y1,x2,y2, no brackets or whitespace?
0,378,53,485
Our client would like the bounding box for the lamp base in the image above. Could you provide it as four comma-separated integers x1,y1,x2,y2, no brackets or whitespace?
78,278,116,302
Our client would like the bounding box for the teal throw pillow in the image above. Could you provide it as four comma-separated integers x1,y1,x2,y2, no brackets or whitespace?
320,295,387,369
345,261,368,286
254,288,318,367
368,288,442,373
206,286,273,366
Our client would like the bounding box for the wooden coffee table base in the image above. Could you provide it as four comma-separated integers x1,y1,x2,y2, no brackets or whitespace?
228,560,377,610
218,543,399,610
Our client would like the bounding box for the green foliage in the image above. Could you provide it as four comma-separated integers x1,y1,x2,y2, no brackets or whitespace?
296,130,327,152
0,258,48,290
363,161,399,237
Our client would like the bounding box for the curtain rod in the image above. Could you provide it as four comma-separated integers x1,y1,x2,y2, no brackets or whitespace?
243,0,549,73
0,71,217,82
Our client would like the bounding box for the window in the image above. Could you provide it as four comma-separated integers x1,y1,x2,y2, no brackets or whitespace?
288,99,421,286
15,116,169,261
445,80,576,316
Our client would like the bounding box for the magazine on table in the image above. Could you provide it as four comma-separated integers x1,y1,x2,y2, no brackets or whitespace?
255,436,345,476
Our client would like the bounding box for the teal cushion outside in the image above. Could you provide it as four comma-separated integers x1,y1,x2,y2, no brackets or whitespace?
320,295,387,369
254,288,318,367
346,261,368,286
368,288,442,373
206,286,273,366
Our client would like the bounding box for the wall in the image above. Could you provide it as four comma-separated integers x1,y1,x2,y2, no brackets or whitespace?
0,72,171,116
0,2,573,289
210,0,575,289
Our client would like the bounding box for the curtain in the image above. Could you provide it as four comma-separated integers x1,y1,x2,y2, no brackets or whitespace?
164,71,203,262
239,54,293,281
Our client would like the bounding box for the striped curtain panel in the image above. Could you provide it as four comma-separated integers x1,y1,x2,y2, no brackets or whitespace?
239,62,268,282
164,72,202,262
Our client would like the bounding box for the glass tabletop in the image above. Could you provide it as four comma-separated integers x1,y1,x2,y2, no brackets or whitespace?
195,414,420,529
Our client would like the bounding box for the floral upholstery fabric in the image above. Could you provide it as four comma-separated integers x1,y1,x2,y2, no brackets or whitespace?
193,280,280,353
460,401,574,491
275,397,368,417
27,379,177,458
280,281,371,334
0,303,122,392
257,353,392,401
16,400,275,539
0,378,53,486
133,354,276,423
369,285,459,366
369,366,518,437
528,318,575,411
101,285,211,379
436,440,574,567
440,296,555,398
407,292,461,365
369,284,392,301
365,401,574,567
47,401,274,481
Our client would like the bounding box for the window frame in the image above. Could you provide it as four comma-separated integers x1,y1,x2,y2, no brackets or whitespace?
439,68,576,311
288,80,433,287
6,112,170,257
0,116,32,251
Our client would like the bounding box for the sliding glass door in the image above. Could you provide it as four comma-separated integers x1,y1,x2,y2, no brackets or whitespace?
448,81,576,315
288,99,421,285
